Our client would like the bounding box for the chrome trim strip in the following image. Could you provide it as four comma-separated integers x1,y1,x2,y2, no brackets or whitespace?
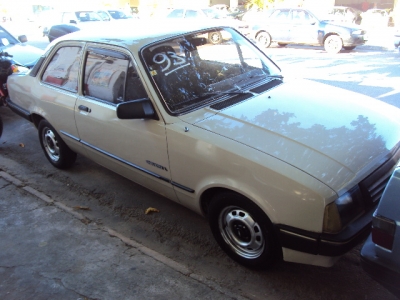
62,136,195,193
60,130,80,142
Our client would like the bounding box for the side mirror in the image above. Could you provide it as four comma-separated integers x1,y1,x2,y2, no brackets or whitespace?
116,98,158,120
18,35,28,43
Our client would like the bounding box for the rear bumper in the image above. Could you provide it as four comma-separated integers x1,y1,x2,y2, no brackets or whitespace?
361,236,400,298
275,205,375,257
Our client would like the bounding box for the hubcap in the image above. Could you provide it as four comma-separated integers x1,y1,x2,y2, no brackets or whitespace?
42,127,60,162
219,206,265,259
210,33,220,43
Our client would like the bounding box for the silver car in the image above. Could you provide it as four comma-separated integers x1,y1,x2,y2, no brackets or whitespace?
361,166,400,298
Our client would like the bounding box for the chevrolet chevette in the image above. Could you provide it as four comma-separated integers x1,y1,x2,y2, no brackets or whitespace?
6,21,400,269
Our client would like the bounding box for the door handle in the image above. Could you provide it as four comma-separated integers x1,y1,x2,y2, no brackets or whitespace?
78,105,91,113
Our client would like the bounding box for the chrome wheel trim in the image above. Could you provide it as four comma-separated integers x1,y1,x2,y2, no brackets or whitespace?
42,127,60,162
210,32,221,44
218,206,265,259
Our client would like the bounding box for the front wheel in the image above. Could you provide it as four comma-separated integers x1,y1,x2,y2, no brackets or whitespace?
324,35,343,54
256,31,272,48
38,120,77,169
208,191,280,269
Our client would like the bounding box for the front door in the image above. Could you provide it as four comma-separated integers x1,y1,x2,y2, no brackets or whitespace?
289,9,319,44
74,45,177,201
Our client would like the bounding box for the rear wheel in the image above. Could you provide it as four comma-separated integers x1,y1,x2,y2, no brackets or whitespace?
208,31,223,44
324,35,343,54
38,120,77,169
208,191,280,269
343,46,356,50
256,31,272,48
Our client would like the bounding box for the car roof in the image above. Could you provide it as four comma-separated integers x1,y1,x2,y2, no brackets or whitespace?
50,20,229,49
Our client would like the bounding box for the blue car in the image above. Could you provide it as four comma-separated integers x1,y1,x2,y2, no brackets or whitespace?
361,165,400,298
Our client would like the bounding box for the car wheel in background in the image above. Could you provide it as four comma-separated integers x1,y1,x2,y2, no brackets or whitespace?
0,115,3,138
208,31,223,44
208,191,280,269
38,120,77,169
277,43,288,47
324,35,343,54
256,31,272,48
343,46,356,50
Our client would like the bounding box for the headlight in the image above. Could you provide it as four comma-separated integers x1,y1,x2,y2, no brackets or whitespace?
352,30,363,35
323,187,364,234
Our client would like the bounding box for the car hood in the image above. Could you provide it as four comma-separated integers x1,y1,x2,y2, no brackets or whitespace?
185,80,400,191
2,43,43,66
322,20,361,31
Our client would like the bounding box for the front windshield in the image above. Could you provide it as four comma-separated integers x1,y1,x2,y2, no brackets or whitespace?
142,27,281,114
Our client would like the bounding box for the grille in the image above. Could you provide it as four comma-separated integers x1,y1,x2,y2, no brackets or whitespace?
359,146,400,207
210,93,253,110
250,79,282,93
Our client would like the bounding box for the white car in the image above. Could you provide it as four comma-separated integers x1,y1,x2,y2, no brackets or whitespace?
96,9,139,21
6,22,400,269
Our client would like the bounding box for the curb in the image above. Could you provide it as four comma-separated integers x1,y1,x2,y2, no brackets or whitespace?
0,170,249,300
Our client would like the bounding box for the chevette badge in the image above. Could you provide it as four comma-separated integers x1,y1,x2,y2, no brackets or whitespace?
146,160,168,171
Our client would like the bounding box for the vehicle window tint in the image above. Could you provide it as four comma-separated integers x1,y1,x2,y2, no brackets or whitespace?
167,9,184,18
42,46,81,92
270,9,289,21
83,49,147,104
97,11,109,21
185,10,201,18
292,10,312,23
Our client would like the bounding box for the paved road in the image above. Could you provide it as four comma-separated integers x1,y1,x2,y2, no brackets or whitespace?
0,171,241,300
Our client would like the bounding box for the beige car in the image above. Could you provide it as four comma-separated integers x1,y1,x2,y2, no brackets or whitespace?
6,21,400,269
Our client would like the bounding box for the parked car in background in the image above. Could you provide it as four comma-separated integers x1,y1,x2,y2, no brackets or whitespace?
361,9,390,28
41,10,106,42
164,8,250,44
361,165,400,298
47,24,80,42
96,8,139,21
6,22,400,270
0,25,43,66
251,7,367,53
326,6,362,24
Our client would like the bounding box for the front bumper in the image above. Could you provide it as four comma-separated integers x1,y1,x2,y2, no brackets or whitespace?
361,236,400,298
275,204,375,257
342,34,367,47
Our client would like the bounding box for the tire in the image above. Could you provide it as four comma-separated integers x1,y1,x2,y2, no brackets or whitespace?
343,46,356,51
277,43,288,47
256,31,272,48
208,191,280,269
38,120,77,169
324,35,343,54
208,31,223,44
